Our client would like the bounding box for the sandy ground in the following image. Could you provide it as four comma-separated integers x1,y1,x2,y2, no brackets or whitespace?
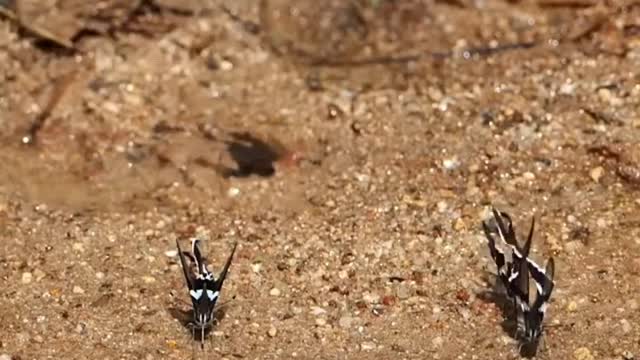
1,0,640,359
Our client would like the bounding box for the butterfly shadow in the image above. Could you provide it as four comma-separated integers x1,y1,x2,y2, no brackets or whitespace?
476,273,518,340
477,275,545,359
167,304,228,343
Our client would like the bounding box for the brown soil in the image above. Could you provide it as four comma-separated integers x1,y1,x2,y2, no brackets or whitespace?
1,0,639,359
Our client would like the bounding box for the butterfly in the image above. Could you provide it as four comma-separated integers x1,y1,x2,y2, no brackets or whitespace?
483,208,556,356
176,238,237,350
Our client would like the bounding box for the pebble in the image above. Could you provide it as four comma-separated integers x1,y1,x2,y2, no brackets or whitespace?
164,250,178,257
267,326,277,337
360,341,376,351
626,298,639,310
564,240,583,253
72,242,85,252
310,306,326,316
142,276,156,284
590,167,604,182
95,272,105,280
0,354,11,360
622,350,635,360
362,292,380,304
72,285,85,294
338,316,353,329
620,319,632,334
574,347,594,360
315,318,327,326
567,301,578,312
33,269,46,281
396,284,412,300
431,336,444,348
269,287,281,297
442,158,460,170
227,187,240,197
21,272,33,284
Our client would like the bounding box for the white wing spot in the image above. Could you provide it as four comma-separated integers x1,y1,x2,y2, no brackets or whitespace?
190,289,203,300
207,290,220,301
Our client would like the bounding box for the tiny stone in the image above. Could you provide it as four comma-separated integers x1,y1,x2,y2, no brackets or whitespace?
622,350,634,360
620,319,632,334
626,298,639,310
269,287,281,297
590,167,604,182
362,292,380,304
251,263,262,273
155,220,166,229
360,341,376,351
573,347,594,360
72,243,84,252
315,318,327,326
596,218,607,228
95,272,105,280
142,276,156,284
396,284,412,300
33,335,44,343
0,354,12,360
21,272,33,284
267,326,277,337
227,187,240,197
310,306,326,316
338,316,353,329
442,158,460,170
564,240,583,253
164,250,178,257
431,336,444,348
567,301,578,312
33,269,46,281
436,201,448,213
72,285,85,294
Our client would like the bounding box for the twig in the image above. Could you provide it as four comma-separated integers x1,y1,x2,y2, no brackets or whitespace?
22,71,77,145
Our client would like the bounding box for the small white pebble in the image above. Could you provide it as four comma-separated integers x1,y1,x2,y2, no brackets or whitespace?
72,243,84,252
21,272,33,284
142,276,156,284
72,286,85,294
164,250,178,258
227,187,240,197
315,318,327,326
431,336,444,348
251,263,262,273
620,319,632,334
442,157,460,170
267,326,277,337
360,341,376,351
95,272,105,280
269,287,281,297
0,353,12,360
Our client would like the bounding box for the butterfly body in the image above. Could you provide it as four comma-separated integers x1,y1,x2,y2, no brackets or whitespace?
176,239,237,349
483,208,555,356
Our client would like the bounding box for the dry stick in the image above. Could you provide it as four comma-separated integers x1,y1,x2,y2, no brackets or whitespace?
22,71,77,145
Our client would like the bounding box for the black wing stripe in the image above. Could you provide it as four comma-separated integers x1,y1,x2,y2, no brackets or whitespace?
216,242,238,290
176,240,194,290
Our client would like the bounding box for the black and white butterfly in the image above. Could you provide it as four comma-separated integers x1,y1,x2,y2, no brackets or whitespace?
176,238,237,349
483,208,555,356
